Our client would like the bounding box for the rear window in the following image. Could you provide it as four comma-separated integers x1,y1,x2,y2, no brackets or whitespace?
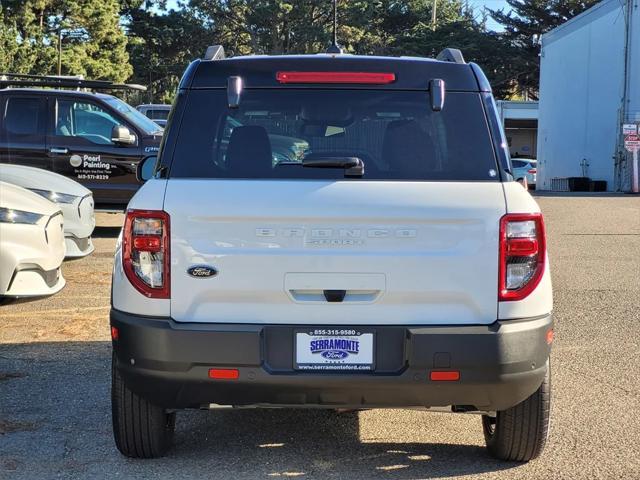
170,89,498,181
146,109,169,120
103,97,163,135
4,97,42,136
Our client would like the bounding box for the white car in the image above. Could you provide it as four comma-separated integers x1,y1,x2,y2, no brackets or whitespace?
0,182,66,298
111,48,553,462
0,164,95,257
511,158,537,188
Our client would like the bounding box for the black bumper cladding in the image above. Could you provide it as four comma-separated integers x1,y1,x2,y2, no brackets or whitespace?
111,310,552,411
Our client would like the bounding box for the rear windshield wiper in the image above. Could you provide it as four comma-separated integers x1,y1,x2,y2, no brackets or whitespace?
302,156,364,177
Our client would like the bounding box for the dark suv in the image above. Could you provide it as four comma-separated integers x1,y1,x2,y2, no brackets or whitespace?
0,78,163,208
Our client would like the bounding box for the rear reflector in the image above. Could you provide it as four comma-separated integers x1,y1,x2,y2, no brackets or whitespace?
276,71,396,84
208,368,239,380
110,326,119,341
546,329,554,345
430,371,460,381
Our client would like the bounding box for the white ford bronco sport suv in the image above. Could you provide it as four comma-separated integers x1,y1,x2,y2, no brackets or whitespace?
110,46,553,461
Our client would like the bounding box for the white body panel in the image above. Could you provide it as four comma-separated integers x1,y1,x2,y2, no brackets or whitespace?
0,164,95,257
164,180,507,325
0,182,66,297
113,179,553,325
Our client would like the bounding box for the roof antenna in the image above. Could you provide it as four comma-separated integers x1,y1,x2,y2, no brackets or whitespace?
326,0,343,54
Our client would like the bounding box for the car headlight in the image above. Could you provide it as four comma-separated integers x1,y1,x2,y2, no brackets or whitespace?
0,207,44,225
29,189,79,204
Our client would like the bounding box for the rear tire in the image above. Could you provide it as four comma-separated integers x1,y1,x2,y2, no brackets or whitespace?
482,363,551,462
111,353,175,458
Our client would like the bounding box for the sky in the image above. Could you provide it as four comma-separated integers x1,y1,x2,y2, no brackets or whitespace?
161,0,511,32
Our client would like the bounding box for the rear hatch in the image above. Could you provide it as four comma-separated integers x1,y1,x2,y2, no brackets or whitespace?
165,81,505,326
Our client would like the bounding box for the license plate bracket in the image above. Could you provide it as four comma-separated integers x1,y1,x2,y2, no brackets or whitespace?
294,328,375,371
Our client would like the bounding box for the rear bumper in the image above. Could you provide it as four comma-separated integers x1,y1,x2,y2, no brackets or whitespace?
111,310,553,411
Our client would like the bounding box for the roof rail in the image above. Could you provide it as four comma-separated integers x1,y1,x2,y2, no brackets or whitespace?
0,73,146,91
436,48,465,64
204,45,225,61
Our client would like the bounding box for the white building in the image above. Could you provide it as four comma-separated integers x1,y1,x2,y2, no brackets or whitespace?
537,0,639,191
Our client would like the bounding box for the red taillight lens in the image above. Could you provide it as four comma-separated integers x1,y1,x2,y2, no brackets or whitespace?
499,213,546,301
506,237,538,256
276,71,396,84
528,168,537,174
132,235,162,252
123,209,170,299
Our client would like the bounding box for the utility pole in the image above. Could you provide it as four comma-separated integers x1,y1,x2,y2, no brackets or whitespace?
57,29,62,76
431,0,437,31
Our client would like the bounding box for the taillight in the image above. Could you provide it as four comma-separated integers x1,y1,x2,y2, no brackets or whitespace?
276,71,396,84
528,168,537,174
122,209,170,299
499,213,546,301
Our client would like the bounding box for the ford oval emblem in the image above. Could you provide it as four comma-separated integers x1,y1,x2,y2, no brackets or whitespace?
321,350,349,360
187,265,218,278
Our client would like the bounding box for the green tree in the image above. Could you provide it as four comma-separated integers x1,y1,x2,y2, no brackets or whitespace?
389,16,520,99
57,0,132,81
120,0,524,100
1,0,131,81
124,6,209,102
0,7,23,72
184,0,480,55
0,1,55,74
489,0,599,98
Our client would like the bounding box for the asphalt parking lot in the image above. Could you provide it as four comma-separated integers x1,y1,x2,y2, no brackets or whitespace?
1,193,639,480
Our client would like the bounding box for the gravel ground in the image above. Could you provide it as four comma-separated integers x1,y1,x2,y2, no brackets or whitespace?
0,194,639,480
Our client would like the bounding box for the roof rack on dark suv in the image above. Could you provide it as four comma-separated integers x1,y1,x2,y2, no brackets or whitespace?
0,73,146,91
436,48,466,64
203,45,226,61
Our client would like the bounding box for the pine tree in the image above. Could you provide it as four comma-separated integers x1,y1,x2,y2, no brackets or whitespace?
0,0,132,81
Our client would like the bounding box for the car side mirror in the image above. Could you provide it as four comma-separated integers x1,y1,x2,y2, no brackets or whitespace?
111,125,136,145
137,156,157,182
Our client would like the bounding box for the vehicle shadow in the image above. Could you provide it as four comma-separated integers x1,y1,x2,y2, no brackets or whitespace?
92,226,122,238
0,341,521,479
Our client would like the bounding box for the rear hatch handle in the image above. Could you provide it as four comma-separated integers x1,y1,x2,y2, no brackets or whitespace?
323,290,346,303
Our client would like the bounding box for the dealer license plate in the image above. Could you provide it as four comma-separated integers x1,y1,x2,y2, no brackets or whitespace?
295,329,374,371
